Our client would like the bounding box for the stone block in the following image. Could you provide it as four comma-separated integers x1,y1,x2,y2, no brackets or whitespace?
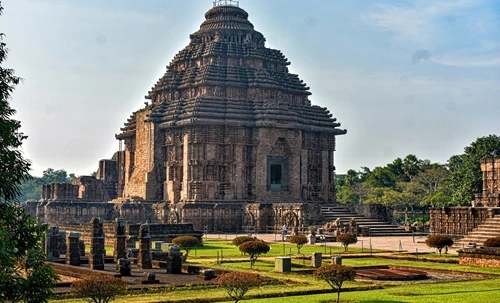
312,252,322,268
332,256,342,265
275,256,291,272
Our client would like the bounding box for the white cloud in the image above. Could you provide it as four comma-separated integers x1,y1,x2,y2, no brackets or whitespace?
362,0,478,46
432,40,500,67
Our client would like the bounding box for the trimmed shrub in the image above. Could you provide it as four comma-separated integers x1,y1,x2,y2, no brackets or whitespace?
425,235,454,255
337,233,357,251
239,240,270,268
172,236,202,259
71,275,127,303
215,272,261,303
231,236,256,247
314,264,356,303
288,235,308,254
483,236,500,248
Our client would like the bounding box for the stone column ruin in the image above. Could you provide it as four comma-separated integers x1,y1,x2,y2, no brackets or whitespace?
89,217,105,270
114,217,127,262
137,222,152,269
66,232,81,266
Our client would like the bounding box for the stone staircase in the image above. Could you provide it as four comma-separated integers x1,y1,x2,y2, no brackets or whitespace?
320,204,411,237
454,216,500,248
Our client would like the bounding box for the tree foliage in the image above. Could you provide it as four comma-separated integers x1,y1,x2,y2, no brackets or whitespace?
238,240,270,268
0,4,59,302
0,4,30,203
231,236,256,247
314,264,356,303
0,203,60,302
336,233,357,251
425,235,454,255
171,235,201,258
335,154,454,221
71,275,127,303
288,235,308,254
214,272,261,303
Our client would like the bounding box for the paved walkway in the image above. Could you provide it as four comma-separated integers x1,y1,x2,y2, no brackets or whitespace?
206,233,458,254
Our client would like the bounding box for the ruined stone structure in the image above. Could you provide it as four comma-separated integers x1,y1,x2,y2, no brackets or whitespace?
26,2,346,232
430,158,500,237
475,158,500,207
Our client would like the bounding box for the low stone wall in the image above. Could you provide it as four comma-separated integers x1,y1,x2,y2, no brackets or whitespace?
429,207,495,237
458,248,500,267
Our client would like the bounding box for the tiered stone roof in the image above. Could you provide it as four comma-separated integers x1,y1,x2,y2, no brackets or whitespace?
117,4,345,139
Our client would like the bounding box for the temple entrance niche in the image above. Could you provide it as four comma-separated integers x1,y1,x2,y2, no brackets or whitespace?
267,156,289,192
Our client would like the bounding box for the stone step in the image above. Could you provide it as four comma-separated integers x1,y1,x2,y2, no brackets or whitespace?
320,204,411,237
471,226,500,232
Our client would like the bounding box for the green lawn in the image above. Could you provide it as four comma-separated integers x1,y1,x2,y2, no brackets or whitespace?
241,278,500,303
51,239,500,303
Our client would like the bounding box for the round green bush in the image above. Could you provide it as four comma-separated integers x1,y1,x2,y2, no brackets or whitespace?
232,236,256,246
425,235,454,255
483,237,500,248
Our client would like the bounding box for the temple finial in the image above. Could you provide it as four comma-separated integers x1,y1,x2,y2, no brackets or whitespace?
213,0,239,7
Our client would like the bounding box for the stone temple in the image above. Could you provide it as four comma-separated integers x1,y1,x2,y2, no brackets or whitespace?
27,2,346,232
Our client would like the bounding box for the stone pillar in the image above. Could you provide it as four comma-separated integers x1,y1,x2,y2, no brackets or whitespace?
137,223,152,269
312,252,322,268
66,232,81,266
89,217,105,270
45,227,54,261
114,217,127,262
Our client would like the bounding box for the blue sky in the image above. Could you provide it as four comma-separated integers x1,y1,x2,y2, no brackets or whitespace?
1,0,499,176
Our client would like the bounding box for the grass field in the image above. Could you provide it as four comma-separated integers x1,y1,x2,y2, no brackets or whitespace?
52,238,500,303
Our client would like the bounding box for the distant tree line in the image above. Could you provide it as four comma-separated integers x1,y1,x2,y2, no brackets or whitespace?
335,135,500,221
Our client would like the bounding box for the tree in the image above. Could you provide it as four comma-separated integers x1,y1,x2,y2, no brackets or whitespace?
448,135,500,205
238,240,270,268
215,272,261,303
288,235,308,254
71,275,127,303
382,182,421,221
231,236,256,246
314,264,356,303
336,233,357,252
0,4,59,302
171,235,201,259
0,203,60,302
425,235,454,255
0,4,30,203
